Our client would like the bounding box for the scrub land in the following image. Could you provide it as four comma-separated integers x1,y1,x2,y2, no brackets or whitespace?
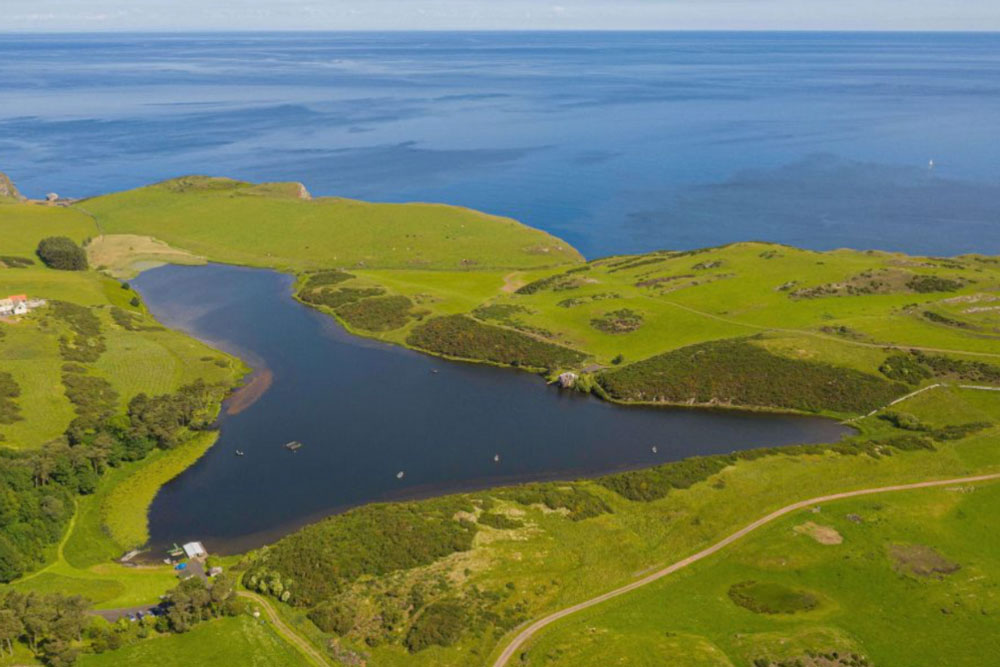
1,174,998,666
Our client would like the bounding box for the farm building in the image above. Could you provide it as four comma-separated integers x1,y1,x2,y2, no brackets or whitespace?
0,294,46,317
182,541,207,559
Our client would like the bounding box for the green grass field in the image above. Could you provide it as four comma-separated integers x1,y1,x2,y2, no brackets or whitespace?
521,480,1000,666
76,616,304,667
79,175,583,271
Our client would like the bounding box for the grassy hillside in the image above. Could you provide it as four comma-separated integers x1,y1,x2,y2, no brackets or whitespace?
79,175,583,271
523,474,1000,667
293,242,1000,417
0,199,243,448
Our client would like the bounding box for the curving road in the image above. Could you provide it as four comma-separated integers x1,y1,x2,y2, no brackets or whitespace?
238,591,328,666
492,472,1000,667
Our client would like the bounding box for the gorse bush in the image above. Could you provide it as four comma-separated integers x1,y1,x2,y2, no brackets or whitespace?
879,354,933,385
0,372,22,426
590,308,643,334
50,301,105,363
494,484,610,520
36,236,88,271
598,338,905,414
303,270,355,290
242,500,477,607
404,600,466,652
336,295,414,331
407,315,586,371
299,286,384,309
906,275,964,293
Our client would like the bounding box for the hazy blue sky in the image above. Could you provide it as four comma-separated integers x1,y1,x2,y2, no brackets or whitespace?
5,0,1000,32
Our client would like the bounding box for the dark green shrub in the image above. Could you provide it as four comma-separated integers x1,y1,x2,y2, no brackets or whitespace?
477,512,522,529
598,338,905,414
407,315,586,371
308,602,357,635
0,372,22,425
495,484,609,520
906,275,964,293
405,601,466,652
242,500,477,607
336,295,414,331
879,354,932,384
591,309,643,334
36,236,88,271
303,270,355,290
300,287,384,309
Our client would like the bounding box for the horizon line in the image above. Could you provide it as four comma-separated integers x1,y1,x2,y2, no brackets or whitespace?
2,28,1000,35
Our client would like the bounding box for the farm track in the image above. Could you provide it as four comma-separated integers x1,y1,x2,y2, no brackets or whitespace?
237,591,328,666
492,471,1000,666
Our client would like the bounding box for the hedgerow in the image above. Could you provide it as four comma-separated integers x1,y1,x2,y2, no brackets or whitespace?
406,315,586,370
597,338,905,414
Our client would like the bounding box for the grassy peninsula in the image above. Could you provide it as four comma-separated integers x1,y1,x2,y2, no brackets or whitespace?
1,172,999,666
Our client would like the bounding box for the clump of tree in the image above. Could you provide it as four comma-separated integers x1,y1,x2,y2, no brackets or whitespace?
159,574,243,634
0,380,225,583
598,338,906,414
407,315,586,371
0,591,89,665
36,237,88,271
242,499,478,607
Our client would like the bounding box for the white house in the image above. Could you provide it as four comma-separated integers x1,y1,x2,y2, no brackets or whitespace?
0,295,45,317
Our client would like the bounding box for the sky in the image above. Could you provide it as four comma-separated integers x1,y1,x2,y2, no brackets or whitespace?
4,0,1000,32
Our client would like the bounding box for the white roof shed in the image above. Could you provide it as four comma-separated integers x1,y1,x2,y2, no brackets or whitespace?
182,541,207,559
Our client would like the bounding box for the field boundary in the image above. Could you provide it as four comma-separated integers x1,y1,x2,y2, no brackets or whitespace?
491,471,1000,666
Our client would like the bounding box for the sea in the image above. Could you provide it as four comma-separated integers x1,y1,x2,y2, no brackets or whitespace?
1,31,999,258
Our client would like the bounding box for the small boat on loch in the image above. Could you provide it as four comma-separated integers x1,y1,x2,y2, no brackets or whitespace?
396,470,405,479
284,441,302,452
235,450,245,457
493,454,501,463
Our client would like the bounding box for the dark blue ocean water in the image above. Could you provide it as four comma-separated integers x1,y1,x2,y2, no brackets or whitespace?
2,31,999,257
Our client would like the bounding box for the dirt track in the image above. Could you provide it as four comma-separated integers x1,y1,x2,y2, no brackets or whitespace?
492,471,1000,666
238,590,328,665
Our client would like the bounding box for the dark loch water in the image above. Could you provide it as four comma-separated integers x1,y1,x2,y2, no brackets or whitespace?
2,32,1000,258
133,263,851,554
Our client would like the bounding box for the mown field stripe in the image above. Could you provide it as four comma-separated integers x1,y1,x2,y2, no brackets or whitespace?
492,471,1000,667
